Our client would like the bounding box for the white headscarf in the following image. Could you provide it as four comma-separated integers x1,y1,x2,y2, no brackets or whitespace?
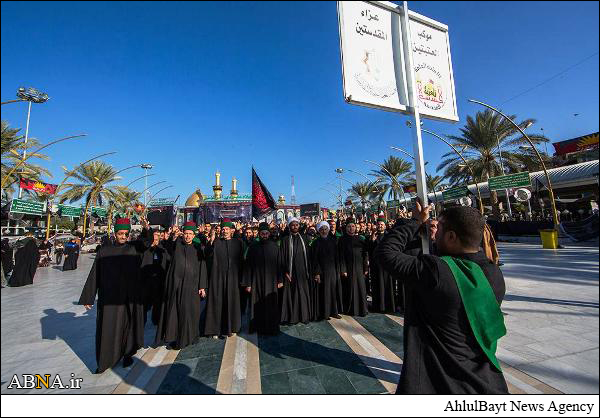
317,221,330,232
288,217,300,226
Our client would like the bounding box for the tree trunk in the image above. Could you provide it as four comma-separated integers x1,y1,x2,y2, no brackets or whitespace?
490,190,501,218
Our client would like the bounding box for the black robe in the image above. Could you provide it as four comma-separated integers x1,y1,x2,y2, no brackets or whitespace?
63,243,80,271
155,239,207,349
310,236,343,320
279,233,312,325
367,234,396,313
10,238,40,287
203,238,243,336
1,240,14,275
78,241,146,373
141,243,170,326
242,239,282,335
375,219,509,394
338,235,369,317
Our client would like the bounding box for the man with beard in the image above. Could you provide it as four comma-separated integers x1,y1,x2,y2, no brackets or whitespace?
338,218,369,317
141,227,170,326
9,232,40,287
79,218,145,372
279,217,312,324
375,202,508,394
242,222,283,334
155,221,207,350
202,219,243,338
62,238,80,271
311,221,343,321
368,217,395,313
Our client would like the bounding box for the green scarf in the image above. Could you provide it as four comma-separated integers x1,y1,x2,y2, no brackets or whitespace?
441,256,506,371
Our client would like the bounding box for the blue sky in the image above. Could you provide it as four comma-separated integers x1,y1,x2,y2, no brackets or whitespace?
1,1,598,208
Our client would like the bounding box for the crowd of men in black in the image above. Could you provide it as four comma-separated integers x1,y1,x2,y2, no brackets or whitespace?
76,211,434,371
74,201,510,394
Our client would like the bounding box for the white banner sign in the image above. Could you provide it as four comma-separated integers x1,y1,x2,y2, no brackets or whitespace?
409,11,458,121
338,1,458,122
337,1,408,112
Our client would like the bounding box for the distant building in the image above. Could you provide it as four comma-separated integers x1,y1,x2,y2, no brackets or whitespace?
179,173,328,225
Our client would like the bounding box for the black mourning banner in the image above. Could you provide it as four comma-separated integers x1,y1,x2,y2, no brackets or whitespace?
252,167,276,219
147,205,176,226
300,203,320,217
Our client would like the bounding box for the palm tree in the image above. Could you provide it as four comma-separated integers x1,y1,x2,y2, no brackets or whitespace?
436,109,548,216
348,181,376,210
59,161,121,235
509,147,553,172
1,120,52,199
426,173,447,192
111,186,142,217
369,156,413,201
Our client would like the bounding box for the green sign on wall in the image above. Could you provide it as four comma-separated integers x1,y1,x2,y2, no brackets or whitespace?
58,204,82,217
442,186,469,201
488,172,531,191
10,199,45,216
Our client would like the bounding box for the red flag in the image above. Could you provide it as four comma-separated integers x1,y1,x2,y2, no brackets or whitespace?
252,168,276,219
20,178,58,195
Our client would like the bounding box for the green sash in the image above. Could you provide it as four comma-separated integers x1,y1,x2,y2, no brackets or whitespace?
441,256,506,371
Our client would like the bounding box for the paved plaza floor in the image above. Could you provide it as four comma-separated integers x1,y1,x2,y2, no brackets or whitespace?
1,242,597,395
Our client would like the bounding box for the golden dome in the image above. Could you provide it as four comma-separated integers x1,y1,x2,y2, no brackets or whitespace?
185,189,204,207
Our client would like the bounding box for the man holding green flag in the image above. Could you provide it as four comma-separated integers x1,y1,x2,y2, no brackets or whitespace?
375,202,508,394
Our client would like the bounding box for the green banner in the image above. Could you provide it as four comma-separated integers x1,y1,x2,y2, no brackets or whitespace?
149,197,177,207
10,199,45,216
442,186,470,201
91,206,108,217
58,204,82,217
488,172,531,191
387,200,400,208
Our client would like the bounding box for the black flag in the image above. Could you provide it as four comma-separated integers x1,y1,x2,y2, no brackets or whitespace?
252,167,276,219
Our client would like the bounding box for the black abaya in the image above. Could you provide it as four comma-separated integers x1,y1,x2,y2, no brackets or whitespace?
155,239,207,349
63,242,80,271
310,236,343,320
279,233,312,325
367,234,396,313
338,235,369,317
10,238,40,287
78,241,146,373
203,238,243,337
242,239,282,334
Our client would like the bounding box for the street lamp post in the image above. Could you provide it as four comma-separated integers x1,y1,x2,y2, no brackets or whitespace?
16,87,50,198
141,164,153,206
335,168,344,213
495,129,512,218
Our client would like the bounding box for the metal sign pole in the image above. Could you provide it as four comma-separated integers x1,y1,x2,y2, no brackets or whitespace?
401,1,429,254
